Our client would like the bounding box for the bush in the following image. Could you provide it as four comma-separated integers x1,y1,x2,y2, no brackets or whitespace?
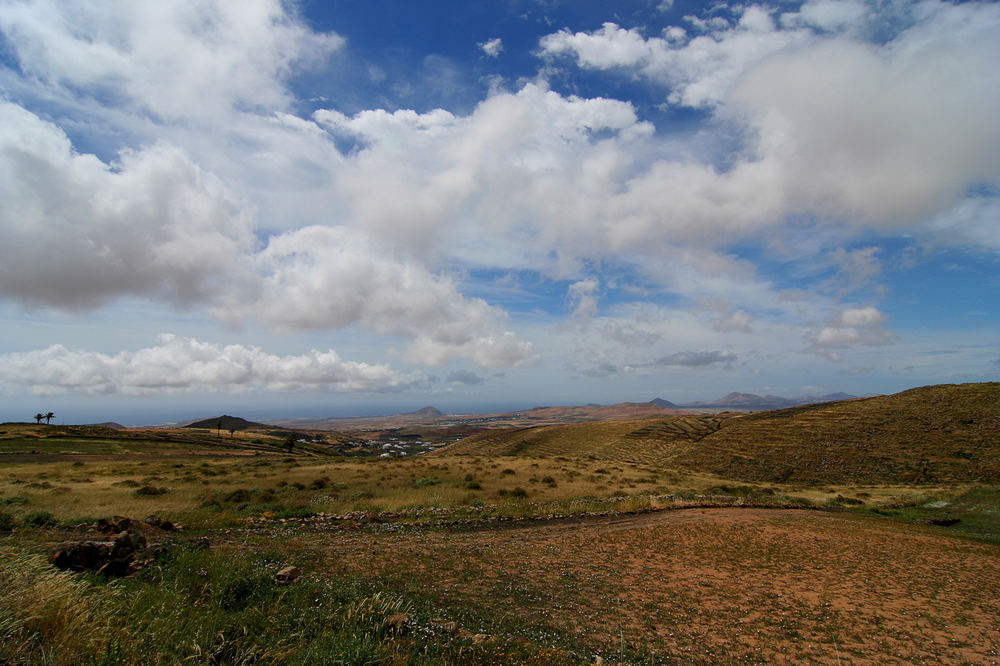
0,511,14,532
24,511,57,527
413,477,438,488
134,485,168,497
223,488,253,503
496,487,528,499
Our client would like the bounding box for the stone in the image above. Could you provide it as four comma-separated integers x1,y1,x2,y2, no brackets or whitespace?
145,515,179,531
51,523,149,576
275,565,300,584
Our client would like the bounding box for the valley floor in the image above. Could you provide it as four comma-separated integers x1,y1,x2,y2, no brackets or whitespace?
237,506,1000,664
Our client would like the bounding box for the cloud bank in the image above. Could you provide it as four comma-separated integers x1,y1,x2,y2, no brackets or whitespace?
0,335,423,396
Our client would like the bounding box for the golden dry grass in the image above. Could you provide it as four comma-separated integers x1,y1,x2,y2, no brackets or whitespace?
441,383,1000,486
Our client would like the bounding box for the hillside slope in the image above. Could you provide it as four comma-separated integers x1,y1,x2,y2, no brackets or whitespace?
680,382,1000,484
443,383,1000,484
441,415,727,465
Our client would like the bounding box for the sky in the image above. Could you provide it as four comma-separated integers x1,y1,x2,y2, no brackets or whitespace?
0,0,998,425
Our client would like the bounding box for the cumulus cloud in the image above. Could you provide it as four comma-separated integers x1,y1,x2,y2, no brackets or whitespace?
0,335,423,396
539,12,813,108
314,83,654,263
540,1,1000,236
479,37,503,57
0,104,531,367
0,0,343,122
806,306,895,360
221,225,532,367
567,279,599,320
0,103,256,310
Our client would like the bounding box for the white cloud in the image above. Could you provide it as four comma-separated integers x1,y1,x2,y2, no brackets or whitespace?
221,225,532,368
713,310,754,333
479,37,503,57
0,0,343,123
0,104,531,368
539,14,813,108
567,278,599,320
0,103,256,310
807,306,895,360
0,335,423,396
539,1,1000,238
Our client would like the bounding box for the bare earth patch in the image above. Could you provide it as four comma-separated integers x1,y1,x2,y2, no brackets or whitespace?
268,508,1000,664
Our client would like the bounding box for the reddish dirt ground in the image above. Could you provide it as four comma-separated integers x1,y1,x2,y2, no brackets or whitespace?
271,507,1000,664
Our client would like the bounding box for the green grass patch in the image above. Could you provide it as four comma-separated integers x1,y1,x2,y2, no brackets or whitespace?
862,485,1000,545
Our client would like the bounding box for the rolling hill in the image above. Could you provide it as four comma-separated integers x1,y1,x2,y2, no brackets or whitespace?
183,415,273,431
442,383,1000,485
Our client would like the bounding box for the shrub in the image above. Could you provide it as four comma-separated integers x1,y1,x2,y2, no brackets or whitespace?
223,488,253,503
134,485,168,497
24,511,57,527
413,477,438,488
0,511,14,532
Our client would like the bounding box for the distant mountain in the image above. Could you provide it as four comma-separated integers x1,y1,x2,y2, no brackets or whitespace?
649,398,679,408
410,406,444,417
184,415,271,431
87,422,126,430
685,392,857,411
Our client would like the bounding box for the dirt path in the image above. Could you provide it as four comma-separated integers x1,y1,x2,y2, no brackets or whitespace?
259,506,1000,664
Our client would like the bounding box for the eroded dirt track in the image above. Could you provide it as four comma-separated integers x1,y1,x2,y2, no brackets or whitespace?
263,507,1000,664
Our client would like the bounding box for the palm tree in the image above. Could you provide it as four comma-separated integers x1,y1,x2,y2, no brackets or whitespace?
34,413,44,424
44,412,54,424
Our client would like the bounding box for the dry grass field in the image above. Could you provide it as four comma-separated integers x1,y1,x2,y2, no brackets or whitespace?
447,383,1000,485
266,507,1000,664
1,382,998,664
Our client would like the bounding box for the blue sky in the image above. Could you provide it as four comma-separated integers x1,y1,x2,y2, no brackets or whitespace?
0,0,998,424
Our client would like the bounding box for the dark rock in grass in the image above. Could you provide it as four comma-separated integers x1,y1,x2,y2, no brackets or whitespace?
145,514,179,532
50,540,113,572
51,525,148,576
96,516,136,534
928,516,961,526
275,565,300,584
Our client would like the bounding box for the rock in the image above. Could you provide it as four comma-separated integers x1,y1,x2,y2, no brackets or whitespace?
145,515,179,532
51,524,148,576
275,565,300,584
96,516,135,534
928,517,961,527
50,540,113,571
